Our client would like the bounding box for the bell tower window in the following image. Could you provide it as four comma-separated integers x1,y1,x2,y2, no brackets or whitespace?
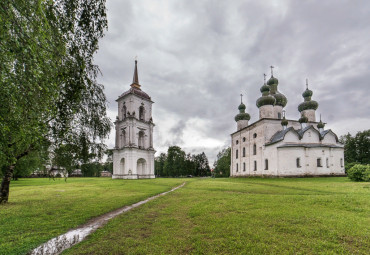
139,105,145,120
122,103,127,119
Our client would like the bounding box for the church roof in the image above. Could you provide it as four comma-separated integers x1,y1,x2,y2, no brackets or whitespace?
267,127,297,145
277,143,343,148
117,87,152,101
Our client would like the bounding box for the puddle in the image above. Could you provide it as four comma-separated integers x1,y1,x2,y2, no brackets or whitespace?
30,182,185,255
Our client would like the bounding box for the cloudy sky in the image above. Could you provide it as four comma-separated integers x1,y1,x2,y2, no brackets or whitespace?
95,0,370,164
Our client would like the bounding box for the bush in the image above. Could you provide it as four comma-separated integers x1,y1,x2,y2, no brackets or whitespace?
347,164,370,182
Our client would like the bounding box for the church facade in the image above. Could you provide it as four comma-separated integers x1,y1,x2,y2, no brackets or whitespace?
231,69,345,177
112,60,155,179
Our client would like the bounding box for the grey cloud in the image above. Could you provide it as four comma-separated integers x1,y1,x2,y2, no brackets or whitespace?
96,0,370,164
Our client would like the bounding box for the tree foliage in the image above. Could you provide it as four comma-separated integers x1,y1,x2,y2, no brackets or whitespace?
0,0,110,203
213,147,231,177
155,146,211,177
340,130,370,167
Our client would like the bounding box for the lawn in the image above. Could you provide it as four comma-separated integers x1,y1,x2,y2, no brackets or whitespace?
64,177,370,255
0,177,185,255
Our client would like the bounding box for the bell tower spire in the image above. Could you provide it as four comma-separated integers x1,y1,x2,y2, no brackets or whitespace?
131,58,141,90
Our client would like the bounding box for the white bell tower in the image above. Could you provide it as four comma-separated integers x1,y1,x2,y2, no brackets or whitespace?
112,60,155,179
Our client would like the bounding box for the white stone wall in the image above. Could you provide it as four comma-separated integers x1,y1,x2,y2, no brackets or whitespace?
302,109,316,122
259,105,274,119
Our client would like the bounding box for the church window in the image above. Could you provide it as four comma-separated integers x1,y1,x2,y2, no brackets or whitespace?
296,158,301,168
243,137,246,142
139,105,145,120
138,131,145,148
278,112,281,119
326,158,329,168
243,147,246,157
254,161,257,171
243,162,246,172
317,158,322,167
253,133,257,138
122,104,127,119
265,159,268,170
236,149,238,159
121,129,126,147
236,140,239,145
236,163,238,172
253,144,256,155
340,158,343,167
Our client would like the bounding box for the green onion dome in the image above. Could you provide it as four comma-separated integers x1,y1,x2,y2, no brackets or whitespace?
298,100,318,112
267,76,278,85
256,95,276,107
299,114,308,123
235,102,251,122
281,116,288,126
238,102,246,111
298,80,319,112
317,120,325,129
256,83,276,108
274,92,288,107
302,88,313,98
260,84,270,93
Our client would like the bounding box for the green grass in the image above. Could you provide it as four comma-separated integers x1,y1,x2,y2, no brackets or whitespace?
64,177,370,255
0,177,184,255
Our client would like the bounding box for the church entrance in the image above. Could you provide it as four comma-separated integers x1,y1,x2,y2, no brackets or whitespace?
137,158,147,175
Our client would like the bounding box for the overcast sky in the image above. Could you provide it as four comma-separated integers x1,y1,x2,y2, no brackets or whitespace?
95,0,370,164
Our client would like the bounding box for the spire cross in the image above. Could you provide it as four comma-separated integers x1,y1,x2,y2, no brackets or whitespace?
240,94,243,103
270,66,274,76
306,78,308,89
263,73,266,83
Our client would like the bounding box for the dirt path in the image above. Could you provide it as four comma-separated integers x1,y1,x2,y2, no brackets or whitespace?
30,182,186,255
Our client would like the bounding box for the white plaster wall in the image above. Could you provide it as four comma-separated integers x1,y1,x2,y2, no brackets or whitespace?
322,132,337,144
259,105,274,119
300,128,320,143
273,105,283,119
302,109,316,122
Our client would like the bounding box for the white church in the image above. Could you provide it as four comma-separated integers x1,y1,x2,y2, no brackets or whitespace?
231,68,345,177
112,60,155,179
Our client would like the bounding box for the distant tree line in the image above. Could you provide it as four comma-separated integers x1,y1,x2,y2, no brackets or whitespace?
340,129,370,182
340,129,370,169
155,146,211,177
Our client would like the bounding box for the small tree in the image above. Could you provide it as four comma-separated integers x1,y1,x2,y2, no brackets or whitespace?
213,147,231,177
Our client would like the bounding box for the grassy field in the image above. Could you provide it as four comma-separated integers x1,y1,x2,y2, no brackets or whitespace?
0,177,185,255
63,177,370,255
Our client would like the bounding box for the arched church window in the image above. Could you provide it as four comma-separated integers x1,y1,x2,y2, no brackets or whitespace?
121,129,126,147
122,103,127,119
254,161,257,171
340,158,343,167
278,112,281,119
236,163,238,172
243,147,245,157
243,162,246,172
236,149,238,159
253,144,256,155
138,131,145,148
296,158,301,168
265,159,268,170
242,137,246,142
236,140,239,145
139,105,145,120
253,133,257,138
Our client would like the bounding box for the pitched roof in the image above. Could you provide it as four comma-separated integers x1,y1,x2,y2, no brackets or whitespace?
277,143,343,148
117,87,152,101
